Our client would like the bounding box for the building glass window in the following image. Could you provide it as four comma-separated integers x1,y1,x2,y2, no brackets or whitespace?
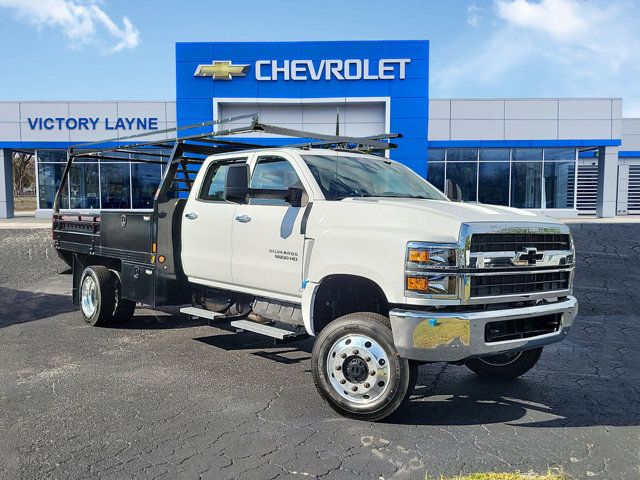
132,163,161,208
479,148,509,162
69,164,99,209
446,148,477,162
544,161,575,208
478,162,509,206
428,148,445,162
37,163,68,209
427,162,445,191
512,148,543,162
446,162,477,201
544,148,575,161
100,163,131,209
38,150,67,163
511,162,542,208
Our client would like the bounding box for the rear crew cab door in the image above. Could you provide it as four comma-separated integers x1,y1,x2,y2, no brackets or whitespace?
231,153,310,300
181,156,247,286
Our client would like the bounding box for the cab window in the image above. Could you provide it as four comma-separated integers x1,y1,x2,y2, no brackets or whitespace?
198,158,246,202
250,156,305,205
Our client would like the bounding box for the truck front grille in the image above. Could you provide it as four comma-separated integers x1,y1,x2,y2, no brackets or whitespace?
470,233,571,253
470,270,570,298
485,313,561,342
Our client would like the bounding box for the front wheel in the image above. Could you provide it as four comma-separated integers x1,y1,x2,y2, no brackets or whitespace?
465,347,543,380
312,312,417,421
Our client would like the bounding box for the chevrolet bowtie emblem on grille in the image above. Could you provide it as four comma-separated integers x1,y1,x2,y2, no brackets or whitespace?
516,247,544,265
194,60,250,80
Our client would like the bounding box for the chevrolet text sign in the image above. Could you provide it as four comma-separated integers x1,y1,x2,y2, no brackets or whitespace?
194,59,411,81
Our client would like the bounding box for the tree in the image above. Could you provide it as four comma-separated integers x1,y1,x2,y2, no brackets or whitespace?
12,152,35,196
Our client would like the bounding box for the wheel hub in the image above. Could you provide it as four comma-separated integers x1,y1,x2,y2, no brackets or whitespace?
343,356,368,383
80,276,97,318
326,334,391,405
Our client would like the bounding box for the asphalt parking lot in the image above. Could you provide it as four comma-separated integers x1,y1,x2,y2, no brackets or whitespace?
1,223,639,480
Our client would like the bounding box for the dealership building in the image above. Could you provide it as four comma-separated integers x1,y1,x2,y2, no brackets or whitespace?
1,39,639,219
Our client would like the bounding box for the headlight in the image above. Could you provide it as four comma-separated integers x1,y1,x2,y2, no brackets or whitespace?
405,242,460,298
406,274,457,295
406,244,458,268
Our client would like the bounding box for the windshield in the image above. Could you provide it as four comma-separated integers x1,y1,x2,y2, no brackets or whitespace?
302,154,448,201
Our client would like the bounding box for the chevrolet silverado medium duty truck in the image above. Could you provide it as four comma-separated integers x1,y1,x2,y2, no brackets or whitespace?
53,117,578,421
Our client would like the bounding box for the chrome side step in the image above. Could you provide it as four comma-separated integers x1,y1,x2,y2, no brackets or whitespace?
180,306,225,321
230,320,305,340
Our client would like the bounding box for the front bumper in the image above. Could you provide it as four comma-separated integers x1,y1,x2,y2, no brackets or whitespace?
389,296,578,362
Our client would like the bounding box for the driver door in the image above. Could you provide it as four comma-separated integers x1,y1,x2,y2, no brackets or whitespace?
231,154,308,300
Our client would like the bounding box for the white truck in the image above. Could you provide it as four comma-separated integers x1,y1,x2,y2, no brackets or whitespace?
53,117,578,421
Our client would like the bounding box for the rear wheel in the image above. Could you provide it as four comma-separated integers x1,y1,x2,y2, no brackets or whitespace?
79,266,116,327
111,272,136,324
312,312,417,421
465,347,543,380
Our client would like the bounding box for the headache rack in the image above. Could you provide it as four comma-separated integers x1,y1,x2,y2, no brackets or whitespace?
52,113,401,213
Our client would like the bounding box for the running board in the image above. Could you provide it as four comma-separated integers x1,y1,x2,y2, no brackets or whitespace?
230,320,305,340
180,306,225,321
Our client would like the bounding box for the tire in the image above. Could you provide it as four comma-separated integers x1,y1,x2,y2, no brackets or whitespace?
312,312,418,421
465,347,543,380
78,266,116,327
110,272,136,324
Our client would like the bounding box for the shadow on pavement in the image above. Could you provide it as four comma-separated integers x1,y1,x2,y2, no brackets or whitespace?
111,311,209,330
0,286,75,328
388,372,639,428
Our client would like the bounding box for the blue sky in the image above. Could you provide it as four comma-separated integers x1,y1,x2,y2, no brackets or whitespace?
0,0,639,115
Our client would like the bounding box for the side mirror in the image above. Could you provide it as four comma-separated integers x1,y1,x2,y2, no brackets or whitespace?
224,164,249,203
286,187,304,208
446,179,463,202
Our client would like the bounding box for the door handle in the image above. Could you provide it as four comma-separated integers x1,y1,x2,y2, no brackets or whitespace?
235,215,251,223
185,212,198,220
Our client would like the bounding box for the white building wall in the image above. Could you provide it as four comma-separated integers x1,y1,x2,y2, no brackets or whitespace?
622,118,640,151
428,98,621,141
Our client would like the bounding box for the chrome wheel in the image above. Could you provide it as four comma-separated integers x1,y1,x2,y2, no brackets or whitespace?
478,351,522,367
326,333,391,405
80,275,97,318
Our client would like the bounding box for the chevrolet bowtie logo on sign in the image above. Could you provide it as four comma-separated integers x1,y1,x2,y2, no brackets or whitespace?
194,60,250,80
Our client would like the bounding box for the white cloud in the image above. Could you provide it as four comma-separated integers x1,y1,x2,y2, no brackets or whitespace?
432,0,640,116
0,0,139,53
467,4,483,27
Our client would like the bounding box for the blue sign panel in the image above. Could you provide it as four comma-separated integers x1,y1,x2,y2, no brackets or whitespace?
175,40,429,176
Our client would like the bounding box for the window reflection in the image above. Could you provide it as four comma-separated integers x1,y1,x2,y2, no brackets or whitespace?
478,162,509,205
427,162,445,191
70,164,99,209
446,162,477,201
511,162,542,208
132,163,161,208
37,163,68,209
544,161,575,208
100,163,131,209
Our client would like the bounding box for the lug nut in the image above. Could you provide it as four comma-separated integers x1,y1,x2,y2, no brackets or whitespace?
370,370,376,376
353,349,359,355
351,386,358,392
365,356,371,362
364,383,370,388
340,353,347,359
340,379,346,384
335,365,341,371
